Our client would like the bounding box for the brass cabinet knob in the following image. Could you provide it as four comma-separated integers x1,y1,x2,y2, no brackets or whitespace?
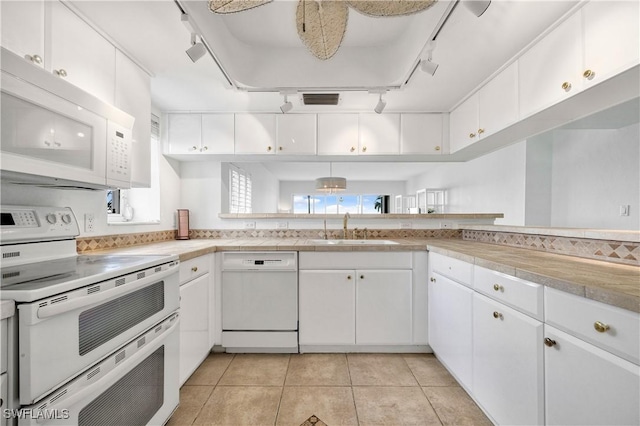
478,128,485,135
583,69,595,79
190,146,198,151
360,275,365,279
594,321,610,333
278,146,283,151
493,284,504,292
191,266,198,272
493,311,503,319
347,275,352,280
561,81,571,91
469,132,476,138
267,146,272,151
362,146,367,152
350,146,355,152
54,69,68,78
26,54,42,64
430,277,436,282
201,146,208,151
544,337,557,347
435,146,441,151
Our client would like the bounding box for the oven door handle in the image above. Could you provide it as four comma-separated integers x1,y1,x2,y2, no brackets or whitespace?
37,263,178,319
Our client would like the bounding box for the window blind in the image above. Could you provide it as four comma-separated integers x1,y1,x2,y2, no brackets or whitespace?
230,165,252,213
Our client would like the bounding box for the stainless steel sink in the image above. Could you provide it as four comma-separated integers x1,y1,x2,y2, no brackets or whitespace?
310,239,399,245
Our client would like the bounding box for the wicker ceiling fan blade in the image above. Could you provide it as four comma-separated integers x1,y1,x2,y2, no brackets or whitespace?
208,0,272,14
296,0,349,60
347,0,437,17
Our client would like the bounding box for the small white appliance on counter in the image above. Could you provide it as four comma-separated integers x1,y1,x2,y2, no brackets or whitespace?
0,47,134,190
221,252,298,353
0,205,180,425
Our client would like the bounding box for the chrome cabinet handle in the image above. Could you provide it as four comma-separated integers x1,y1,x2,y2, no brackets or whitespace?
200,146,208,151
54,69,67,78
493,284,504,292
26,54,42,65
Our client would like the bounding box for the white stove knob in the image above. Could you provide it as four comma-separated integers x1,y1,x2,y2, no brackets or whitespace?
46,213,57,224
61,214,72,224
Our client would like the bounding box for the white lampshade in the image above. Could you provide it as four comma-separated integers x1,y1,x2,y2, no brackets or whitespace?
315,176,347,192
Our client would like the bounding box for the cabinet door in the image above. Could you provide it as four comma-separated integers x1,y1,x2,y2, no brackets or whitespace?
234,114,276,154
428,273,473,390
168,114,201,154
317,114,359,155
50,1,116,104
583,0,640,88
358,114,400,155
115,50,150,187
1,0,45,67
299,271,355,345
519,12,582,118
473,293,544,426
179,274,211,386
544,325,640,426
449,93,479,154
202,114,234,154
478,62,519,138
400,114,443,154
356,270,412,345
276,114,317,154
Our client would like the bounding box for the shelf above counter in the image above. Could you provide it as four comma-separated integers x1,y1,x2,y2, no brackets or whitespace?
219,213,504,220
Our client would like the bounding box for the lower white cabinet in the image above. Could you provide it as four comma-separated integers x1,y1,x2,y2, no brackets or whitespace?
544,325,640,426
299,271,355,345
0,373,6,426
473,293,544,426
428,272,473,390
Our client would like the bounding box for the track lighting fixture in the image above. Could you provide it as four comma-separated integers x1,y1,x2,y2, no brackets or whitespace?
186,33,206,62
420,41,438,76
280,94,293,113
463,0,491,17
374,93,386,114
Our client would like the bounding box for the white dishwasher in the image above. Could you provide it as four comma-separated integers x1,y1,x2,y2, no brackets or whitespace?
221,252,298,353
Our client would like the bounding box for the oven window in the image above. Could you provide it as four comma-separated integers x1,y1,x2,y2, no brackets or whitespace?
78,346,164,426
78,281,164,356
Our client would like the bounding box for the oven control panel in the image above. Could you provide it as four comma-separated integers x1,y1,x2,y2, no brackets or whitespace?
0,205,80,243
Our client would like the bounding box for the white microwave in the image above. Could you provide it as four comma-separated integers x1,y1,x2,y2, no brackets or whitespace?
0,48,134,190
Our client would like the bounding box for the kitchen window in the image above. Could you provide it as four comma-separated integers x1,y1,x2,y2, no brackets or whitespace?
293,194,387,214
229,165,252,214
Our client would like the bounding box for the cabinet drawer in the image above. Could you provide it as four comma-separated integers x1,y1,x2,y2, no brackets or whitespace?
179,256,210,284
545,287,640,365
474,266,543,320
429,252,472,287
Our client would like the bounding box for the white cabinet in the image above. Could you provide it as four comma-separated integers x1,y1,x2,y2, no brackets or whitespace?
178,255,213,386
358,113,400,155
115,51,150,187
317,114,359,155
276,114,316,155
428,272,474,390
544,325,640,426
299,270,356,345
234,114,276,154
168,114,201,154
473,293,544,426
0,373,6,426
202,114,234,154
1,0,45,67
400,114,443,154
449,93,479,153
50,1,116,104
356,270,412,345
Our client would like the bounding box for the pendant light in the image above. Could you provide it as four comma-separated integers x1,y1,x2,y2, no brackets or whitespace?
315,162,346,193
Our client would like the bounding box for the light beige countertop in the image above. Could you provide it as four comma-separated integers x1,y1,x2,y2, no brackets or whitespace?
1,300,15,320
92,238,640,313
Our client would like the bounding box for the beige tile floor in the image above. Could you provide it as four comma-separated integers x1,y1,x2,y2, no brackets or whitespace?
168,353,492,426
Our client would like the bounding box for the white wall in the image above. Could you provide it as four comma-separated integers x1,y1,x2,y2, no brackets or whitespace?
405,142,528,225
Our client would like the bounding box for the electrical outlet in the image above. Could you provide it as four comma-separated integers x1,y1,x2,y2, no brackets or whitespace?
441,221,454,229
84,213,95,233
400,222,412,229
276,221,288,230
620,205,630,216
244,221,256,229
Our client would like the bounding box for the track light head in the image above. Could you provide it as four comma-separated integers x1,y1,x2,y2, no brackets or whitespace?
420,59,439,76
280,94,293,113
186,34,206,62
374,93,386,114
463,0,491,17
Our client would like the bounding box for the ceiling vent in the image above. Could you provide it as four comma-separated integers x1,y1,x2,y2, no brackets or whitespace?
302,93,340,106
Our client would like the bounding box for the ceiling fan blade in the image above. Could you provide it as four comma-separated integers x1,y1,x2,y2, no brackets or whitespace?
296,0,349,60
208,0,272,14
347,0,437,17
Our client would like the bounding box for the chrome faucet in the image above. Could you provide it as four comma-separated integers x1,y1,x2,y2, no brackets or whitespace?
343,212,351,239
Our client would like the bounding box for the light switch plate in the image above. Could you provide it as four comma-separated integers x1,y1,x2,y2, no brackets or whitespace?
620,205,630,216
244,221,256,229
276,222,288,229
400,222,412,229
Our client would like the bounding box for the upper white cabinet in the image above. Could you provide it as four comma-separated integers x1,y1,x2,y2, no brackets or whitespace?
234,114,276,154
449,93,479,154
50,1,116,104
317,114,359,155
400,114,443,154
168,114,202,154
202,114,234,154
1,0,45,67
115,51,150,187
276,114,317,155
358,114,400,155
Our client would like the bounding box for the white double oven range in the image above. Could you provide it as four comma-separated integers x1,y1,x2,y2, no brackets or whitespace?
0,205,180,426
